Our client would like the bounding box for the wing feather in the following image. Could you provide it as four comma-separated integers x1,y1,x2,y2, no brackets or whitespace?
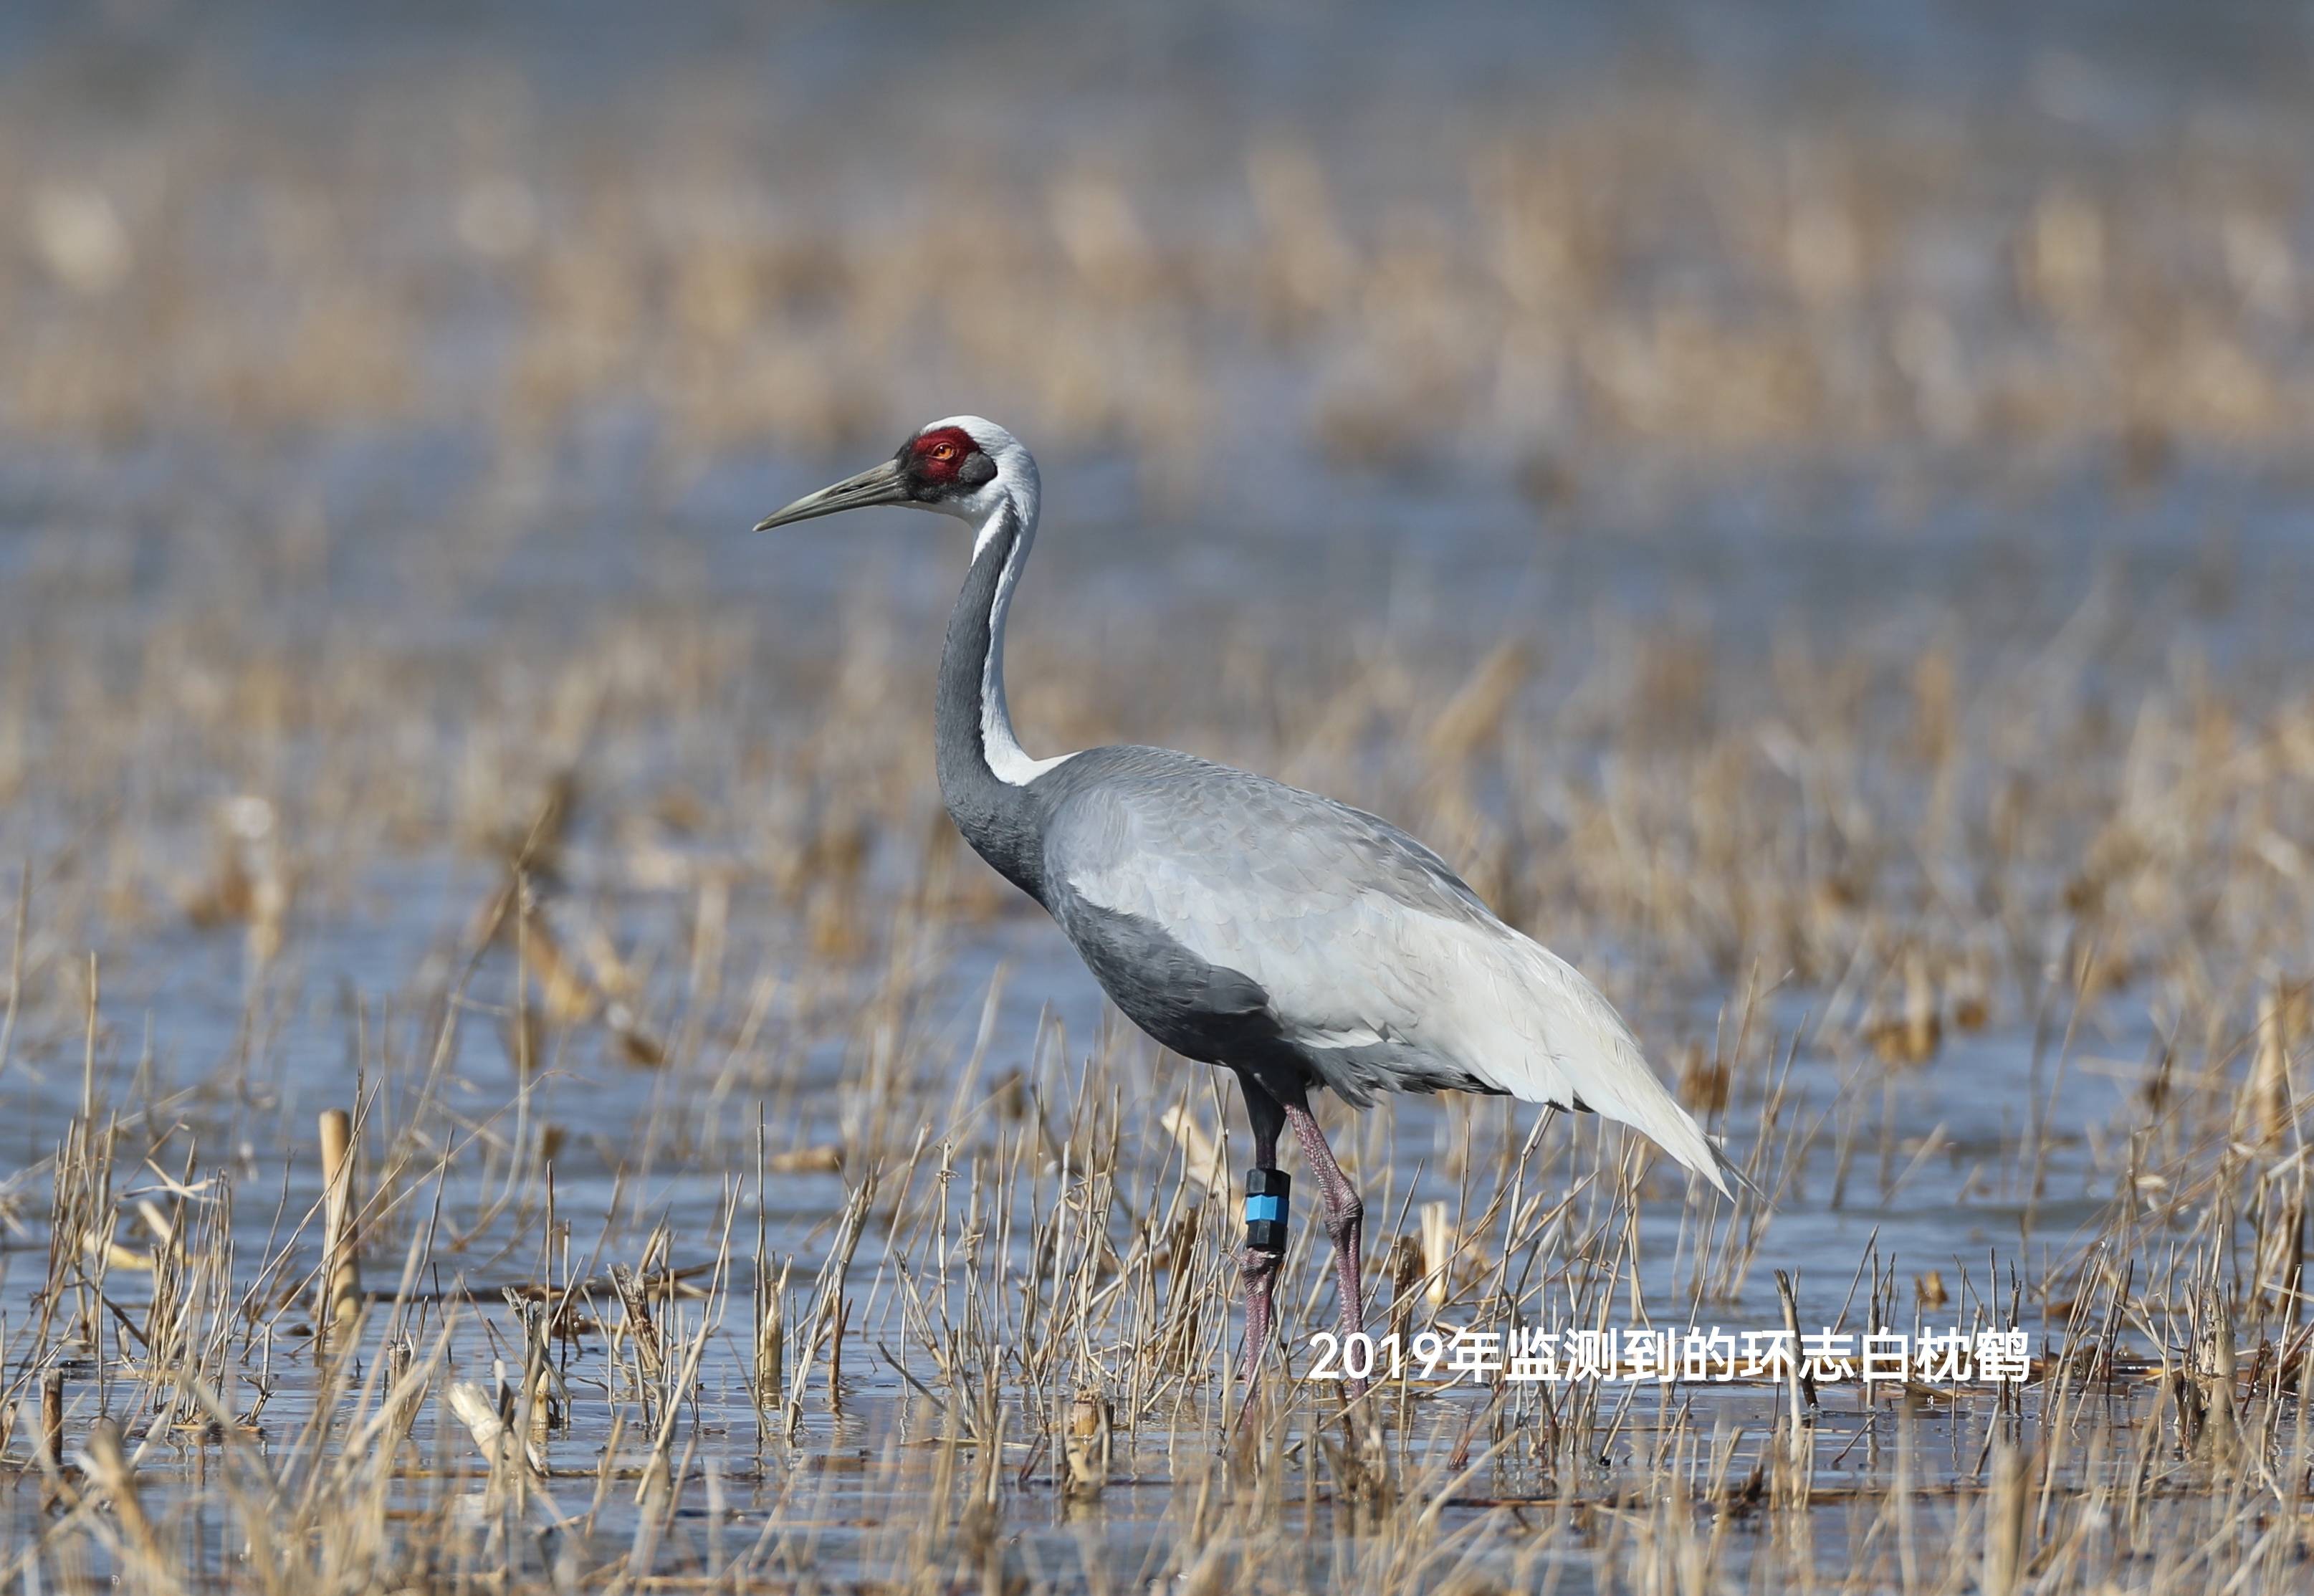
1043,752,1730,1195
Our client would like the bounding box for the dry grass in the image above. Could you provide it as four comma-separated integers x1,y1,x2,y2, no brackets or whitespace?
5,54,2314,481
1,536,2310,1589
5,27,2314,1596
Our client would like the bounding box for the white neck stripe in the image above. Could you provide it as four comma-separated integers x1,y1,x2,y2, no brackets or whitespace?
972,470,1077,788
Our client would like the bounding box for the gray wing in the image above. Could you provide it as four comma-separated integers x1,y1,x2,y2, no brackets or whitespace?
1043,745,1491,932
1037,746,1729,1191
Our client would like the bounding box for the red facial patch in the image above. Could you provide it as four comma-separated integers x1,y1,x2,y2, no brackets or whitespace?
909,426,980,483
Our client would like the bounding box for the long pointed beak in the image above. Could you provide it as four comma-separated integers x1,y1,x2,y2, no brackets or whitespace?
752,458,911,531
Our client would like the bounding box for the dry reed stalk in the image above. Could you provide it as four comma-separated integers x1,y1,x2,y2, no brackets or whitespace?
1420,1200,1454,1308
11,124,2314,1580
82,1418,178,1596
38,1369,64,1476
2248,983,2295,1147
1774,1269,1812,1480
2207,1286,2241,1457
0,863,24,1085
1061,1389,1112,1498
1158,1104,1228,1195
317,1108,361,1341
754,1268,785,1418
786,1175,877,1435
1983,1438,2030,1596
445,1379,548,1478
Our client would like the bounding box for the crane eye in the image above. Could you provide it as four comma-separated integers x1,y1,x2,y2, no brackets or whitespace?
929,442,957,462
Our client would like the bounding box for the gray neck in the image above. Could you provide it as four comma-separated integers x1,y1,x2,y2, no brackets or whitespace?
936,500,1048,900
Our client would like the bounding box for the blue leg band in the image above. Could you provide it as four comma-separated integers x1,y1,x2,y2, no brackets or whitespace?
1244,1167,1291,1256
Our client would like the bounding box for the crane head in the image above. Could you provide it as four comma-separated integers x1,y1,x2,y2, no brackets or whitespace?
754,416,1028,531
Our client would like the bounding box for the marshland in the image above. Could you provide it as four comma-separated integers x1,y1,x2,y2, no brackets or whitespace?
5,3,2314,1591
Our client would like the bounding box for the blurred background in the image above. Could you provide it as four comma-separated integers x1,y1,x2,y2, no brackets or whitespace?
6,0,2314,1254
6,8,2314,1581
9,0,2313,625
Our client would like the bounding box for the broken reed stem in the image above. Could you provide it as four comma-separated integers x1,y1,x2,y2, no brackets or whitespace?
318,1108,360,1342
754,1258,788,1441
39,1368,64,1474
1775,1268,1811,1477
2208,1295,2240,1455
446,1380,546,1480
1421,1200,1453,1309
2249,984,2293,1147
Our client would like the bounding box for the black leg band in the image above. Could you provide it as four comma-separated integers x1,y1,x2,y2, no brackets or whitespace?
1243,1167,1290,1256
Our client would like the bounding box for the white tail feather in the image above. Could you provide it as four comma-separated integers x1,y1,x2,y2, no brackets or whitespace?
1439,922,1733,1198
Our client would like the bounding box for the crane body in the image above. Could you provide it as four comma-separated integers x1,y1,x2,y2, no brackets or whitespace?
758,416,1734,1390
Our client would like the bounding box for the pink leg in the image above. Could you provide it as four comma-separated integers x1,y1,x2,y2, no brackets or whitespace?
1284,1100,1368,1396
1239,1247,1280,1385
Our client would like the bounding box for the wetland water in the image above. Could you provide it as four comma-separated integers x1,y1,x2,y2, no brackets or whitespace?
4,429,2303,1589
5,3,2314,1590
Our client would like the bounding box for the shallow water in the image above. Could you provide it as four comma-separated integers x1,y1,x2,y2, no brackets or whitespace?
0,446,2250,1582
6,4,2314,1588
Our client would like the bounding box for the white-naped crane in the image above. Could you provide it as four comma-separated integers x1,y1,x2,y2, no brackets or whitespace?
757,418,1737,1391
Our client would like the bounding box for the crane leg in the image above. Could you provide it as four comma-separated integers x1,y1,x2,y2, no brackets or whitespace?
1233,1075,1288,1385
1282,1098,1368,1394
